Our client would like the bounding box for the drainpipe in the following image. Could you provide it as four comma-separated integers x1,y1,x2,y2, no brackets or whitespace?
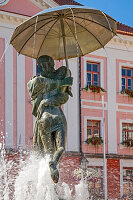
102,96,107,199
78,56,82,155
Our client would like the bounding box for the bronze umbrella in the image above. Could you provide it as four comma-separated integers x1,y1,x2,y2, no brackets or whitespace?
10,5,116,69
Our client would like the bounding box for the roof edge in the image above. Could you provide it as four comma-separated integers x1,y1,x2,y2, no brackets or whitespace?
117,30,133,36
53,0,82,6
117,22,133,36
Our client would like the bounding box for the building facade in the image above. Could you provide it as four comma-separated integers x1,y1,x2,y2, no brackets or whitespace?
81,29,133,198
0,0,133,199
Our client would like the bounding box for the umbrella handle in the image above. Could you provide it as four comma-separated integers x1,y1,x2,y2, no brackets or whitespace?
60,18,69,76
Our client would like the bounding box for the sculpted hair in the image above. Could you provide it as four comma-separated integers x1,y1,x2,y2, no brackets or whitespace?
37,55,54,71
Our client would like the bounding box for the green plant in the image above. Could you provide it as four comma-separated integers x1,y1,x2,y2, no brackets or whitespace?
121,139,133,147
85,137,103,145
82,85,106,93
121,89,133,97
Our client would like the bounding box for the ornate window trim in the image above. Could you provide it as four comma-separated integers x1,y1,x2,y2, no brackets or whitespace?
0,0,10,6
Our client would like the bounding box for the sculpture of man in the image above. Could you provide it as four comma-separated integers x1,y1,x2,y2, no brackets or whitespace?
27,55,73,183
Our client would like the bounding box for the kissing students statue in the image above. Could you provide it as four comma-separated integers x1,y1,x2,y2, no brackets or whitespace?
27,55,73,183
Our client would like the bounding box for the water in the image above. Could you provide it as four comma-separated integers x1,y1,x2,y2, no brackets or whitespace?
0,39,10,64
32,16,38,58
0,150,90,200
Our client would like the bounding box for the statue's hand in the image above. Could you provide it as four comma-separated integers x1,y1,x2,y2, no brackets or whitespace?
60,77,73,87
40,99,49,107
66,86,73,97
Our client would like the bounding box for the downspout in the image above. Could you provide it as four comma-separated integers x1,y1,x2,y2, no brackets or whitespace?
78,56,82,155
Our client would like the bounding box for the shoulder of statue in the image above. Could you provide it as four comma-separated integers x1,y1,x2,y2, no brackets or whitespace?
30,75,39,80
32,75,47,82
27,76,45,90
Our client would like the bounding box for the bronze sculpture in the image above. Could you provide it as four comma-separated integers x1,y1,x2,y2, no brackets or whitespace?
27,55,73,183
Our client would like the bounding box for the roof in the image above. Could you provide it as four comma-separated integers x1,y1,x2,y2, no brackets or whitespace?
53,0,82,6
117,22,133,35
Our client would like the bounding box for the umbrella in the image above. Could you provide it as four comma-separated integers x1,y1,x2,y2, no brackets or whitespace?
10,5,116,69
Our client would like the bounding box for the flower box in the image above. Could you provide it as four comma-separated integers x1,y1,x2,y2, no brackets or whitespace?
82,85,106,93
121,89,133,97
85,137,103,145
121,139,133,147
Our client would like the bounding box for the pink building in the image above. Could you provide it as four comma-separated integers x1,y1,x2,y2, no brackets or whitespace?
80,24,133,198
0,0,133,199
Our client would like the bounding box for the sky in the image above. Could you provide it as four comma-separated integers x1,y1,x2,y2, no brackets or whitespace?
77,0,133,28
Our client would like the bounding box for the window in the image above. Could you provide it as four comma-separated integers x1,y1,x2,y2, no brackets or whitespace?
123,168,133,198
36,64,40,76
122,123,133,141
87,120,100,138
87,167,103,198
122,67,133,90
87,62,100,86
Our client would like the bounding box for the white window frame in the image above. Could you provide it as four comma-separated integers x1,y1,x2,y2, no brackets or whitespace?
119,61,133,92
84,116,103,141
83,56,104,88
120,119,133,144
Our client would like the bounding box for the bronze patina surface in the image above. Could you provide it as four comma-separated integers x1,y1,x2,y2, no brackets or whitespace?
27,55,73,183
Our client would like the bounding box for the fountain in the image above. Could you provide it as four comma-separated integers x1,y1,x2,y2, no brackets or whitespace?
0,5,117,199
0,149,90,200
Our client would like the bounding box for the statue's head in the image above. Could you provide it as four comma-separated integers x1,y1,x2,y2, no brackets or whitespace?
37,55,55,76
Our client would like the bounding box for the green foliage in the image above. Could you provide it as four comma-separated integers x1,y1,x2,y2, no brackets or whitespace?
85,137,103,145
121,89,133,97
83,85,106,93
121,139,133,147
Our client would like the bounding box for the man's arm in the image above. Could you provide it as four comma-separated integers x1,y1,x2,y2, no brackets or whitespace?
39,76,73,90
28,76,73,96
39,92,69,108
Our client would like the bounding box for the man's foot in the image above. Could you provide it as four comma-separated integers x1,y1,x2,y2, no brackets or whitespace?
49,161,59,183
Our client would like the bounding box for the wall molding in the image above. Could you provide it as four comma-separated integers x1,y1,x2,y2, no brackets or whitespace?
110,35,133,47
30,0,58,9
0,11,29,26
